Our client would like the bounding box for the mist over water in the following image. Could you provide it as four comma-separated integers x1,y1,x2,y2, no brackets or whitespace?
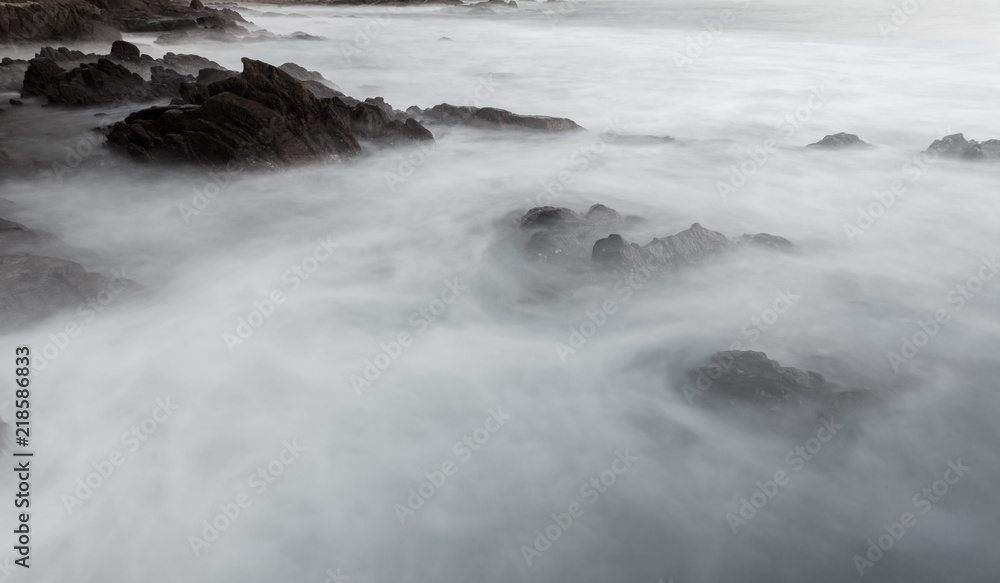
2,0,999,581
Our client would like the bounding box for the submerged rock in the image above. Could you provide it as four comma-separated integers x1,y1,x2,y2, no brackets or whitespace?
686,351,863,412
733,232,798,252
925,133,1000,160
411,103,582,132
0,253,137,329
807,132,870,148
517,204,794,274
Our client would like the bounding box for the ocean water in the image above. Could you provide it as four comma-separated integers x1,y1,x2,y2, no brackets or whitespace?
1,1,999,581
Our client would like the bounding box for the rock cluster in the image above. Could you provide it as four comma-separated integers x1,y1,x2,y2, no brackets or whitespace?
0,0,248,43
517,204,795,274
105,58,433,168
685,351,864,413
925,133,1000,160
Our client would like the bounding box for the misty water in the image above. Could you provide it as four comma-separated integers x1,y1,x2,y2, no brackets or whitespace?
2,0,999,581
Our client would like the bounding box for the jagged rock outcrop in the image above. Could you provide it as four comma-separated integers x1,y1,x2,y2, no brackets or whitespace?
685,351,864,412
642,223,735,268
516,204,794,274
807,132,870,148
106,58,368,168
21,57,187,105
411,103,582,132
0,0,120,43
925,133,1000,160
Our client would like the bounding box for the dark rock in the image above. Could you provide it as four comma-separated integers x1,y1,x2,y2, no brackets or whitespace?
276,63,345,98
8,99,23,106
22,58,154,105
21,58,65,98
584,203,625,230
687,351,864,413
415,103,582,132
36,46,97,63
106,58,362,168
160,52,223,75
733,232,798,252
278,62,327,83
592,234,646,273
516,205,794,272
190,0,204,8
926,133,1000,160
285,31,323,41
196,67,237,84
0,253,141,329
807,132,870,148
346,99,433,144
641,223,735,268
110,39,141,61
0,0,121,44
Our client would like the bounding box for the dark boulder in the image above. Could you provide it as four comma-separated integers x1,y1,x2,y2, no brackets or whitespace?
110,39,141,61
413,103,582,132
517,205,795,273
807,132,870,148
106,58,364,168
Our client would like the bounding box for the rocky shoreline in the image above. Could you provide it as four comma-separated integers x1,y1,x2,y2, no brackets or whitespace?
1,0,997,418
